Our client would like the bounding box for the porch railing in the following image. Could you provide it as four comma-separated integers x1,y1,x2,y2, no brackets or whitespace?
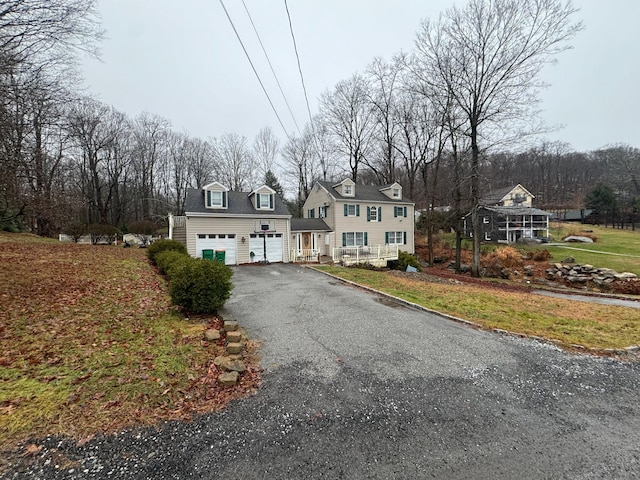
290,249,320,263
331,244,399,265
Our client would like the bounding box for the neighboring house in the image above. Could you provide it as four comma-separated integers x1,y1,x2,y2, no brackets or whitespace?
463,184,552,243
558,209,594,222
301,178,415,255
290,218,331,262
169,181,292,265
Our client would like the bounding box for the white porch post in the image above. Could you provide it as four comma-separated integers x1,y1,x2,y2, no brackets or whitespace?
168,212,174,240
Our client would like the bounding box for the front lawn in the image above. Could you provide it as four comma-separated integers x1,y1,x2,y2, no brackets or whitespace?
0,233,259,453
315,266,640,350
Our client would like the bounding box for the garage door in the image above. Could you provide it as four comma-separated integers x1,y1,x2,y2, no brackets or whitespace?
195,234,237,265
249,233,283,263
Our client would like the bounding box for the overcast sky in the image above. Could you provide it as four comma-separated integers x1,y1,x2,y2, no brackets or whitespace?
80,0,640,154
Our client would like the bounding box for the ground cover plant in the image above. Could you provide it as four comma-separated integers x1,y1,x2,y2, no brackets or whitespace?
0,233,259,459
315,266,640,350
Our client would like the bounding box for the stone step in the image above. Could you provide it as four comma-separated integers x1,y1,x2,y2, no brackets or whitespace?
223,320,239,332
226,330,242,343
226,342,243,354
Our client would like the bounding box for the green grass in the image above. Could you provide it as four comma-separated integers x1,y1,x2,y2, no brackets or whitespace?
315,266,640,350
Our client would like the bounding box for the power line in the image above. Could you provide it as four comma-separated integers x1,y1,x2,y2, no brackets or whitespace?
218,0,291,140
241,0,302,136
284,0,323,155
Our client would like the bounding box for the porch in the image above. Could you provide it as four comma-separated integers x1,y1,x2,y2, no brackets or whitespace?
332,244,399,267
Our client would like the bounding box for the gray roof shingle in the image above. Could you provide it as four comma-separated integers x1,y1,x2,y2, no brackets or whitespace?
291,218,330,232
317,181,413,204
185,188,290,216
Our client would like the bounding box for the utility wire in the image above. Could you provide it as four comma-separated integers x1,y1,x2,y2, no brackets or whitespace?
219,0,291,140
284,0,323,154
242,0,302,136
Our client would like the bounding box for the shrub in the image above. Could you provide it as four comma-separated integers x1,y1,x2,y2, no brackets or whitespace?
147,239,188,264
155,250,189,276
169,257,233,313
395,250,421,272
532,249,552,262
65,222,87,242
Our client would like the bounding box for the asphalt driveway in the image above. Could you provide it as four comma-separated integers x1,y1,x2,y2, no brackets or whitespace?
5,263,640,479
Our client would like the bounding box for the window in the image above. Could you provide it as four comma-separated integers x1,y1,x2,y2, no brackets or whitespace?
307,208,315,218
367,206,382,222
206,190,226,208
344,204,359,216
393,206,407,218
319,206,327,218
386,231,405,245
392,188,400,198
342,232,367,247
483,216,489,224
484,232,491,241
257,193,272,209
344,185,352,195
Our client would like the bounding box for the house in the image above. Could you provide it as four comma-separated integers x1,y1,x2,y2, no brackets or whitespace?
463,184,552,243
169,181,292,264
300,179,415,261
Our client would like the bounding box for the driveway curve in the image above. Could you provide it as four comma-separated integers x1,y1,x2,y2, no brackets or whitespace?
5,263,640,479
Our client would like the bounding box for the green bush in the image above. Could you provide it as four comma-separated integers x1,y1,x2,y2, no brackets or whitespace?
155,249,189,276
147,239,188,264
396,250,422,272
169,257,233,313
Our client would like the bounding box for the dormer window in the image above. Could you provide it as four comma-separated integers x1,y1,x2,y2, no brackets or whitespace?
392,188,400,198
344,185,352,195
256,193,273,210
206,189,227,208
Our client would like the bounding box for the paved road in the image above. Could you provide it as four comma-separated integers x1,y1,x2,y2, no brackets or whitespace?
5,264,640,479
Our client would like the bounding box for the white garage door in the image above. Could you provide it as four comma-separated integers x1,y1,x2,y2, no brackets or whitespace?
195,234,237,265
249,233,283,263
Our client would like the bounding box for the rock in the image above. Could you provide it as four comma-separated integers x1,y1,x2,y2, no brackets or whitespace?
217,371,239,386
563,236,594,243
561,257,575,263
213,355,228,367
227,342,243,354
204,329,221,341
524,266,534,276
222,359,247,372
223,321,239,332
226,330,242,343
615,272,637,280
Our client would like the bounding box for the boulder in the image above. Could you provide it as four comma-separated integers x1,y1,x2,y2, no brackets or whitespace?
563,236,594,243
217,371,239,386
204,329,221,342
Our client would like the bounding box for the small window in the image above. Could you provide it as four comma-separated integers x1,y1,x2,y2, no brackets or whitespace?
394,206,407,217
209,191,223,207
347,204,356,216
344,185,352,195
483,217,489,224
370,207,377,222
208,234,216,239
308,208,315,219
258,193,271,209
319,206,327,218
392,188,400,198
386,231,404,245
198,234,206,239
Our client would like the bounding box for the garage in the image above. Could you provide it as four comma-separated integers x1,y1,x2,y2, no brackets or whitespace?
249,233,283,263
195,234,237,265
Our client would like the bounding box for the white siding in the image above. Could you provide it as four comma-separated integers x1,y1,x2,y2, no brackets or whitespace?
186,216,290,264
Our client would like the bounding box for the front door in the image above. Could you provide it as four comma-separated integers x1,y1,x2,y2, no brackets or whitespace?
302,233,312,250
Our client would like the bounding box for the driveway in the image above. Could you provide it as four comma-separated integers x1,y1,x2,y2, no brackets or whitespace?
6,264,640,479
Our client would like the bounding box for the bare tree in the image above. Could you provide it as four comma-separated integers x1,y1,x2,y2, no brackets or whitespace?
252,126,280,181
281,127,318,217
215,132,256,191
319,73,375,182
413,0,582,276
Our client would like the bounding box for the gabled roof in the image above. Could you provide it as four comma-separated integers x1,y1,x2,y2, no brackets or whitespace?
317,181,413,204
480,184,533,206
202,181,228,190
248,184,276,196
184,188,290,216
291,218,331,232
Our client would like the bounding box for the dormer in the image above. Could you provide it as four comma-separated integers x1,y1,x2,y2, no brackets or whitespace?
333,178,355,197
249,185,276,211
203,181,228,209
379,182,402,200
